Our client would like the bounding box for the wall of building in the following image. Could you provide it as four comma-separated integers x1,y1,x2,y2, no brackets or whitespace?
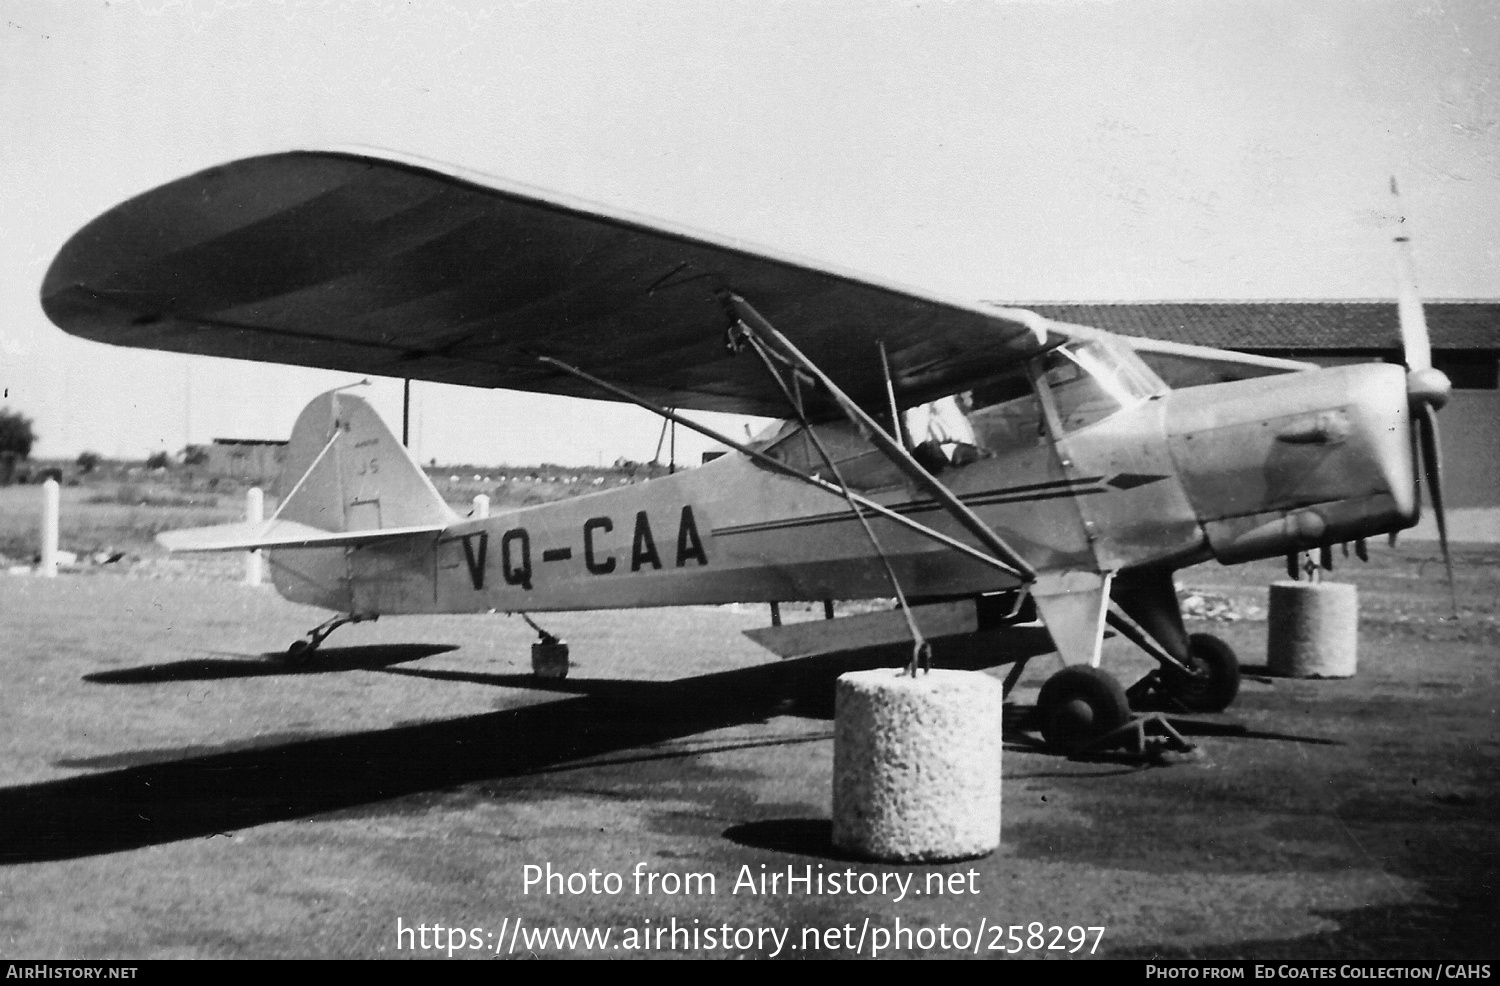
1296,356,1496,510
1442,391,1499,509
202,442,286,483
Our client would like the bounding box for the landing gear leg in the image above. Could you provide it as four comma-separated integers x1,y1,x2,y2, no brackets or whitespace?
1111,568,1239,713
1001,658,1030,698
1029,571,1128,750
284,613,375,664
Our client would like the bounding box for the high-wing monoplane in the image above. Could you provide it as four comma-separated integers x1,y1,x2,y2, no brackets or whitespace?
40,151,1455,749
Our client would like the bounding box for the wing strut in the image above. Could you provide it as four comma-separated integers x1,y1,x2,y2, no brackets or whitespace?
722,293,1038,582
532,357,1023,579
737,324,934,672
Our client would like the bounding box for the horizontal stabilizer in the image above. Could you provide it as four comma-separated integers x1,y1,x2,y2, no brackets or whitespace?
158,519,446,553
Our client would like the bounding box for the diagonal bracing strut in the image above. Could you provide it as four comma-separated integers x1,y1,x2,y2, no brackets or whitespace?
722,292,1037,583
739,324,933,671
532,356,1027,581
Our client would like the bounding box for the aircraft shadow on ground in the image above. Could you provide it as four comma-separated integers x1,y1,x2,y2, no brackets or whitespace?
1166,719,1344,745
82,645,457,684
6,647,980,864
12,635,1333,863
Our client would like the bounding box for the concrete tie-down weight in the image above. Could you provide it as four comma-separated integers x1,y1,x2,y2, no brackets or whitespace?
833,669,1003,863
1268,581,1358,679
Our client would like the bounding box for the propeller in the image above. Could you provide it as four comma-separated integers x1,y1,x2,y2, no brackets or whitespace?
1391,178,1457,615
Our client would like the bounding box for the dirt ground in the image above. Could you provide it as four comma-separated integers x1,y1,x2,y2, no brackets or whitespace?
0,540,1495,959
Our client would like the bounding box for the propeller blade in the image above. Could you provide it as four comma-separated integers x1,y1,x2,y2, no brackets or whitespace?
1319,544,1334,571
1391,177,1432,374
1416,403,1457,616
1287,552,1299,580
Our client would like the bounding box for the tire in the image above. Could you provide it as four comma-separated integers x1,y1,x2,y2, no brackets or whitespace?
283,639,312,666
1166,633,1240,713
1037,666,1131,752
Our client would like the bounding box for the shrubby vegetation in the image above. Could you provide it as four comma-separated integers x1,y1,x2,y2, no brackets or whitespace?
0,408,37,486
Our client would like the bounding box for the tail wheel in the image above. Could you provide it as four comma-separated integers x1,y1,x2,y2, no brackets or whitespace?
282,639,313,666
1037,666,1131,752
1165,633,1240,713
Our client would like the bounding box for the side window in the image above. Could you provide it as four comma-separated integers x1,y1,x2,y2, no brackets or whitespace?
903,394,983,472
966,367,1046,454
759,421,905,491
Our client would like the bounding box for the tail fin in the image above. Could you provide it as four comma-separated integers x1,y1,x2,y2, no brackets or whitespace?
158,389,456,612
276,388,455,533
267,389,454,612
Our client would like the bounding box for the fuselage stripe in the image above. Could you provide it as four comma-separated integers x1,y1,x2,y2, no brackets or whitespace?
711,477,1108,538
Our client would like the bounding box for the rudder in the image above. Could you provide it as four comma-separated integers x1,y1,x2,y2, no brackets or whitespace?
276,389,455,532
269,389,455,610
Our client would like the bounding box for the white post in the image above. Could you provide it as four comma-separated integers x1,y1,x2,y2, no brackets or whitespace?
38,479,59,577
245,486,263,586
472,494,490,519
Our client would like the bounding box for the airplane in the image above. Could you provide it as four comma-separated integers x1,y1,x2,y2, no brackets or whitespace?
39,150,1455,751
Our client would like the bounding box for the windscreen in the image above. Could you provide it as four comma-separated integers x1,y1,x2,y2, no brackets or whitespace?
1041,340,1164,433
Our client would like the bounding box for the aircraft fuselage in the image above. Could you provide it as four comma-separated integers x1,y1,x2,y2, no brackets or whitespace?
269,358,1417,618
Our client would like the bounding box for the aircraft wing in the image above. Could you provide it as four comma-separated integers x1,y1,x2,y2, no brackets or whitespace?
1118,337,1316,389
41,149,1066,419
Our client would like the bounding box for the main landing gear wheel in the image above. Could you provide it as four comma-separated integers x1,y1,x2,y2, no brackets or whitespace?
1036,666,1131,752
1163,633,1240,713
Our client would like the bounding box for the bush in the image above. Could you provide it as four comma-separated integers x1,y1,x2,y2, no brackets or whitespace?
0,408,37,486
0,408,36,458
145,451,171,470
77,451,102,474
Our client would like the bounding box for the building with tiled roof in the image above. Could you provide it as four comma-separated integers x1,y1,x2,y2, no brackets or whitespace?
1016,300,1497,350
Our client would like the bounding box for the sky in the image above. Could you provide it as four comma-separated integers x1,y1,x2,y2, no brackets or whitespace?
3,0,1498,466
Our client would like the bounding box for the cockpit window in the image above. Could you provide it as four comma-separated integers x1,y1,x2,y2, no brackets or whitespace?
752,337,1167,484
964,365,1046,455
903,394,984,472
1041,340,1161,433
757,420,906,491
